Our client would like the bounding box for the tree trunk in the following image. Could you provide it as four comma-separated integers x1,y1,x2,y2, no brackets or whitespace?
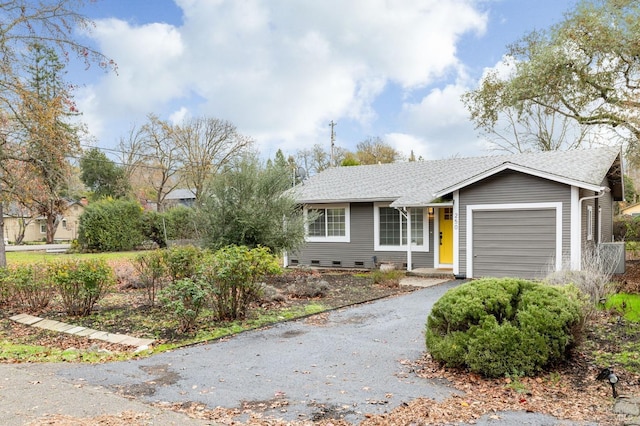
46,212,59,244
15,217,27,245
0,203,6,268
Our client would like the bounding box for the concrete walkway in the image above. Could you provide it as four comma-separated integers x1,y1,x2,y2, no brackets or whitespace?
4,243,71,252
10,313,154,350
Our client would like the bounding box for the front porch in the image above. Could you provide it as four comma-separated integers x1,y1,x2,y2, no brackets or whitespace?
407,267,455,279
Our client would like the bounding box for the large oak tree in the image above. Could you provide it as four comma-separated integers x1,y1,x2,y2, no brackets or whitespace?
463,0,640,157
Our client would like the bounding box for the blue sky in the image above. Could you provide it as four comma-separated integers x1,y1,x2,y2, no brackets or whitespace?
71,0,577,162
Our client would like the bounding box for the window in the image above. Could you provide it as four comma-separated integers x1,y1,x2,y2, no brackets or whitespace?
62,219,67,230
305,204,350,242
374,203,428,251
40,223,46,234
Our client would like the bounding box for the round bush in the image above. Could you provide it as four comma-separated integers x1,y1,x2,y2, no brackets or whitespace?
425,278,583,377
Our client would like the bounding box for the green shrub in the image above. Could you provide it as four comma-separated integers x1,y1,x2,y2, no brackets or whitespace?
50,259,115,316
0,267,12,306
133,250,167,306
141,210,166,248
199,245,281,321
141,207,204,248
77,199,144,252
5,264,55,312
164,245,203,283
426,278,582,378
159,278,207,333
163,205,202,240
370,269,405,287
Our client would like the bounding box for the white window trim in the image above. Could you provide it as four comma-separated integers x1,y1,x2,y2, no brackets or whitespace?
39,222,46,234
586,205,593,241
373,202,429,252
304,204,350,243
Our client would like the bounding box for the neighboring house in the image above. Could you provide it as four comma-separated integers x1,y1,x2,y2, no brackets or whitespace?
288,147,624,279
3,200,85,243
164,189,197,209
621,202,640,217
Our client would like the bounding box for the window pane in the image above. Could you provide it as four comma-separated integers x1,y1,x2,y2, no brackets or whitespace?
308,209,325,237
380,207,402,245
411,208,424,245
326,208,345,236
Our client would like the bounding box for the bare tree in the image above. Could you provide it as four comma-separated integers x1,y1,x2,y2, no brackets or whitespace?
355,136,401,164
117,123,147,182
479,102,593,153
140,114,183,212
174,117,253,202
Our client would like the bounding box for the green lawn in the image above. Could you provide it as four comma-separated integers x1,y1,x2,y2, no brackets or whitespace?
6,250,140,265
605,293,640,322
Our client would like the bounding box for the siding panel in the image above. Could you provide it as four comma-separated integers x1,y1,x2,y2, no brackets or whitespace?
459,171,572,276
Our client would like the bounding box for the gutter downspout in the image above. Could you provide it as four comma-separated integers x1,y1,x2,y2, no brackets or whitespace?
576,187,610,270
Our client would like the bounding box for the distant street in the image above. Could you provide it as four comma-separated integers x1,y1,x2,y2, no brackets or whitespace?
4,243,71,252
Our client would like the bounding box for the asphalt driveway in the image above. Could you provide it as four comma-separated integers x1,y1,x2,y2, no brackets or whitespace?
56,281,459,423
5,279,596,425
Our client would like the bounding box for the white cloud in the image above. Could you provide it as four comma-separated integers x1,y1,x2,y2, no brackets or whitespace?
79,0,488,155
399,83,487,159
169,107,190,125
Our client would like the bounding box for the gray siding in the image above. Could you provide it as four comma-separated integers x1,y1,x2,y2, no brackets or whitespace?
600,177,614,243
458,170,572,276
289,202,434,269
581,180,614,249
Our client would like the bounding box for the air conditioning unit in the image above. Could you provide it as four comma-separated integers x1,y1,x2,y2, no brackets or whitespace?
598,242,625,274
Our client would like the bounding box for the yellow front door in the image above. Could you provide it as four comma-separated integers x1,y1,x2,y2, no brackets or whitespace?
439,207,453,264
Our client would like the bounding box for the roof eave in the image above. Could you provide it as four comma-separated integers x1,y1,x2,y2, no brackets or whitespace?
298,197,398,204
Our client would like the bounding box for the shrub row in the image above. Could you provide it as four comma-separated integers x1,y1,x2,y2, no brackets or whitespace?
78,199,202,252
134,245,281,332
0,259,115,316
425,278,584,378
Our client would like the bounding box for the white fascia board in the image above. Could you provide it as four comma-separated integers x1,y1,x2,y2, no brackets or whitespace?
390,200,454,208
299,198,397,204
433,163,603,198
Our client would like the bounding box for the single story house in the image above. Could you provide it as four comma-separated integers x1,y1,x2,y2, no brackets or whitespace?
621,202,640,217
164,189,197,209
3,199,86,244
287,146,623,279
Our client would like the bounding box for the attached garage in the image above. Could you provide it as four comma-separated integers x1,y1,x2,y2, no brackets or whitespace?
468,203,562,279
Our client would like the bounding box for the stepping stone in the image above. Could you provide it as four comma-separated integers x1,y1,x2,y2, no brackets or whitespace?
100,333,130,344
65,326,87,335
50,323,76,333
119,337,155,348
9,313,30,322
75,328,98,337
88,331,109,340
10,314,43,325
33,319,63,330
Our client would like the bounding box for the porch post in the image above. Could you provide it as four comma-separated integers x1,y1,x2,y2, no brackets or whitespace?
406,207,412,272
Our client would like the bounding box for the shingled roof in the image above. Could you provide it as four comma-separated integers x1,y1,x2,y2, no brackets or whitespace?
289,146,623,206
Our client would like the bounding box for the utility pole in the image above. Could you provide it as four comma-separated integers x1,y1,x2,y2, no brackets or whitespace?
329,120,336,167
